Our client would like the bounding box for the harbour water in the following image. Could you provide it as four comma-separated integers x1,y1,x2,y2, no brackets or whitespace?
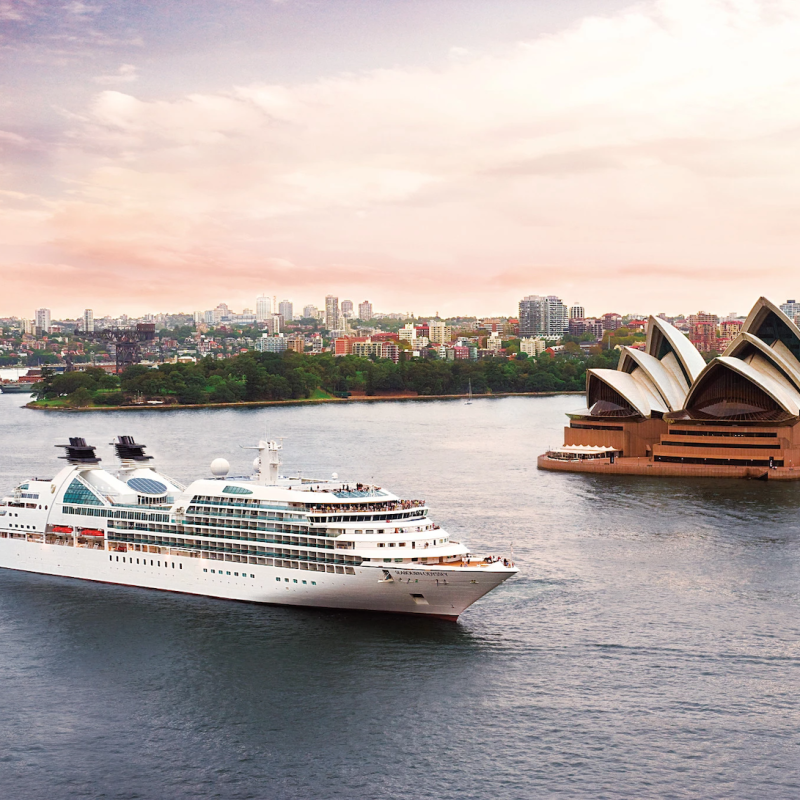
1,392,799,799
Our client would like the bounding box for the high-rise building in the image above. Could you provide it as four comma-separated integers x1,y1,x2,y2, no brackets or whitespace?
83,308,94,333
325,295,339,330
278,300,293,321
569,304,585,320
204,310,215,325
358,300,372,320
341,300,354,318
256,295,272,322
193,311,204,326
22,319,35,335
518,295,568,337
428,321,452,344
302,305,317,319
689,311,720,353
399,323,416,343
35,308,51,333
780,300,800,323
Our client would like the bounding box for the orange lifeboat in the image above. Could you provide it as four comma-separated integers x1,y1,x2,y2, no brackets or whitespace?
80,529,104,537
52,525,73,534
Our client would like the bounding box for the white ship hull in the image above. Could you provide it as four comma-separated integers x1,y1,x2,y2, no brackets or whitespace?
0,536,511,620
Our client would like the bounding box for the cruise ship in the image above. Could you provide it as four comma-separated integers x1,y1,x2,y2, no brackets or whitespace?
0,436,517,620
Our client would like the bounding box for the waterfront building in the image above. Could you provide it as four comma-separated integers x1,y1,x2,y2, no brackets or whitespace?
35,308,51,333
256,296,272,322
325,296,339,331
358,301,373,320
539,297,800,479
278,300,293,322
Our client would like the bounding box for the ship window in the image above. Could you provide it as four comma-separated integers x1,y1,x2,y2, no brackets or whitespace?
250,574,254,578
226,571,231,575
158,561,160,566
302,580,307,584
179,564,182,569
171,562,175,568
293,579,297,583
234,572,238,576
63,478,103,506
284,578,289,582
311,581,316,585
116,556,119,561
109,555,112,561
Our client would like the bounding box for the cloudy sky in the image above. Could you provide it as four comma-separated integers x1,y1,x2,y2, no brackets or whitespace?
2,0,799,319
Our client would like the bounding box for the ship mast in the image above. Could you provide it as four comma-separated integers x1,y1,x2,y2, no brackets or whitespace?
244,439,282,485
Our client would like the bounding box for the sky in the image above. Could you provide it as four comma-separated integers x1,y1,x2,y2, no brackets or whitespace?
2,0,800,319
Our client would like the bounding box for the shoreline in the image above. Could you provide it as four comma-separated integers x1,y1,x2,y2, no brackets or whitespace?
23,390,585,412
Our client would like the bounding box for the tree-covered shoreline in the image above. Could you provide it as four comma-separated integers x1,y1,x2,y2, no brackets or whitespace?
29,349,616,408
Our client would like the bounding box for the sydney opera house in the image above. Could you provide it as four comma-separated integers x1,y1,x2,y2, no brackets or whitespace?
538,297,800,479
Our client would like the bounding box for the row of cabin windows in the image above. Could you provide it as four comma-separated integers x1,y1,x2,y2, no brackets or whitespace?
276,577,316,585
64,506,170,522
107,535,362,565
187,504,305,521
110,555,183,568
203,569,255,577
108,528,334,550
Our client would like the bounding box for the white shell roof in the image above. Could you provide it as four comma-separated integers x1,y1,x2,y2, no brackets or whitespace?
723,332,800,392
646,315,706,384
742,296,800,343
685,356,800,417
587,368,666,417
618,347,687,411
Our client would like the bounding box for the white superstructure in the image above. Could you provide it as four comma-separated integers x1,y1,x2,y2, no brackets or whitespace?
0,436,517,620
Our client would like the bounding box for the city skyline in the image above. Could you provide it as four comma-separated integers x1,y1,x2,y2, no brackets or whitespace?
4,1,800,316
7,290,800,326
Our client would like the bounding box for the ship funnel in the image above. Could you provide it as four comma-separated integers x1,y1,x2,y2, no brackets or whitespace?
112,435,153,464
56,437,101,465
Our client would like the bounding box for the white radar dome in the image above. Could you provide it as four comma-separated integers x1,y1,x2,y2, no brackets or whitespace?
210,458,230,477
253,457,261,470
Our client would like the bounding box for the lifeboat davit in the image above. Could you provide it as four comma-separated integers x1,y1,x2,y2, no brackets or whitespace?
52,525,73,534
80,529,104,537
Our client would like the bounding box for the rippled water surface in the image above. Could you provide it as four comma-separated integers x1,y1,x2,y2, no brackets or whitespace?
1,393,799,799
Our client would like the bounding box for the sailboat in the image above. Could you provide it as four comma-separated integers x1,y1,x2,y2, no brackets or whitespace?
466,379,473,405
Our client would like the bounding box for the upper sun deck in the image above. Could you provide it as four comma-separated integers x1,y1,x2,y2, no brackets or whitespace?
180,477,426,516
